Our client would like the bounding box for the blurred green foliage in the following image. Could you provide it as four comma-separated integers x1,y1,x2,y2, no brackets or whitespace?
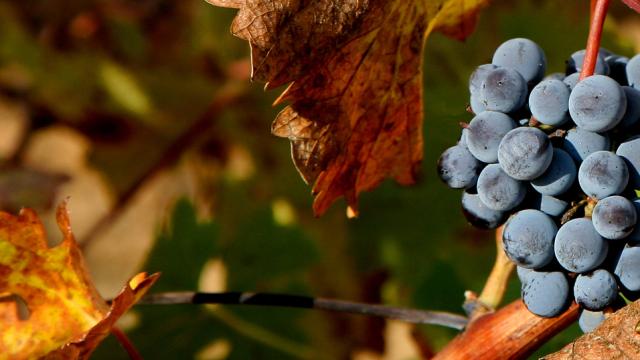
1,0,637,358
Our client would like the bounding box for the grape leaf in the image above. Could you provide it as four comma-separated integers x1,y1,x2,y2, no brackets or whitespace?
542,300,640,359
207,0,489,216
0,202,159,359
622,0,640,13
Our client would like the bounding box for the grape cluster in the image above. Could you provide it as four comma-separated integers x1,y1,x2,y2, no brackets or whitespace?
438,38,640,330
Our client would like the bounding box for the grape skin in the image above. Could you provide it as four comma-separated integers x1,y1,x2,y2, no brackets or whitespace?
502,209,557,269
529,79,571,126
578,151,628,200
497,127,553,180
574,269,618,311
461,192,506,230
578,310,606,333
614,244,640,292
568,75,626,133
466,111,517,163
536,195,568,217
521,270,570,318
592,195,636,240
615,136,640,188
531,148,576,196
566,49,609,75
626,54,640,88
468,64,498,114
555,218,608,273
492,38,546,84
563,128,610,163
476,164,526,211
619,86,640,129
437,145,482,189
480,67,528,113
606,55,629,85
563,72,580,90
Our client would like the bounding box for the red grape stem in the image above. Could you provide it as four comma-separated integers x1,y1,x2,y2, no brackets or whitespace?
580,0,611,80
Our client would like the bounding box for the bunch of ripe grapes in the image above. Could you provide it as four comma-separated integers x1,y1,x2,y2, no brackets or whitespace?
438,38,640,332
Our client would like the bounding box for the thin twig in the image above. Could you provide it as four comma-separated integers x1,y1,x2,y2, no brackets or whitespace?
476,226,512,313
137,291,469,330
111,326,143,360
79,82,247,249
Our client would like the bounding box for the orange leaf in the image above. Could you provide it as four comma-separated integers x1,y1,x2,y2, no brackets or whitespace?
0,202,159,359
207,0,490,216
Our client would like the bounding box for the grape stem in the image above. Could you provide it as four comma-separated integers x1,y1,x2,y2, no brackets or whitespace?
469,226,513,320
136,291,469,330
580,0,611,80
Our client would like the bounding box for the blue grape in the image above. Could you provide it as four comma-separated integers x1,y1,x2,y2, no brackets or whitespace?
619,86,640,129
533,195,569,217
437,145,482,189
578,151,628,200
521,270,570,317
563,128,610,163
592,195,636,240
544,72,565,81
469,64,498,95
568,75,626,132
615,244,640,292
566,49,609,75
466,111,517,163
480,67,528,113
497,127,553,180
468,64,498,114
624,198,640,244
626,54,640,88
531,148,576,196
529,79,570,126
458,128,469,148
563,72,580,90
574,269,618,311
606,55,629,85
615,136,640,188
476,164,526,211
578,310,606,333
492,38,546,84
555,218,608,273
516,266,534,282
502,209,557,269
461,192,507,229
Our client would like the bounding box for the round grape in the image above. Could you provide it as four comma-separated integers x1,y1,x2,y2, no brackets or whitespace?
574,269,618,311
437,145,482,189
555,218,608,273
568,75,626,132
466,111,517,163
529,79,570,126
615,136,640,188
502,209,557,269
578,151,628,200
592,195,636,240
563,72,580,90
534,195,569,217
563,128,610,163
476,164,526,211
497,127,553,180
606,55,629,85
521,270,570,318
619,86,640,129
492,38,546,84
531,148,576,196
461,192,507,229
579,310,606,333
480,67,528,113
626,54,640,88
614,244,640,292
566,49,609,75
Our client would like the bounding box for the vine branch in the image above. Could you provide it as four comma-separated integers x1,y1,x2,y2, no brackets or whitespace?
581,0,611,80
137,291,469,330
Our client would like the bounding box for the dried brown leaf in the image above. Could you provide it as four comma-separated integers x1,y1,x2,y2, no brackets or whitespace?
207,0,490,215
